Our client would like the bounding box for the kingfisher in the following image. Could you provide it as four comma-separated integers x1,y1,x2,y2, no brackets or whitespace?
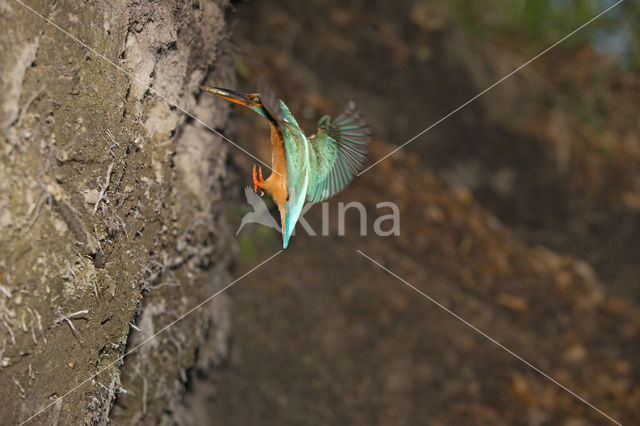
201,80,371,248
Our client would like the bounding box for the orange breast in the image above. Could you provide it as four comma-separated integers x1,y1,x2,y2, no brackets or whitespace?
263,123,288,209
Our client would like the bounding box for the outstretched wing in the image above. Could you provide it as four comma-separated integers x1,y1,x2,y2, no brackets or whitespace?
306,101,372,203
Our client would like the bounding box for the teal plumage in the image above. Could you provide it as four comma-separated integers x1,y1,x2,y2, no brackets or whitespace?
307,102,371,203
275,101,311,248
201,81,372,248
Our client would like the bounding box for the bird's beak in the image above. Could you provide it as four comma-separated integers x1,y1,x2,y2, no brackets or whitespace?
201,86,259,107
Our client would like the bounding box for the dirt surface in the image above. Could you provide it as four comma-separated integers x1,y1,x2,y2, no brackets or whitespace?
201,0,640,424
0,0,235,424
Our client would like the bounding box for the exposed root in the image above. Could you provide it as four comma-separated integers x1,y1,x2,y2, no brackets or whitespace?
0,298,16,345
0,285,11,298
51,396,63,426
17,85,45,127
54,308,89,344
24,189,50,231
93,162,115,216
45,178,105,267
12,376,25,397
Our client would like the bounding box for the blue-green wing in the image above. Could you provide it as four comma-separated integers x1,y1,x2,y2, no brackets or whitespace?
282,126,310,249
307,102,372,203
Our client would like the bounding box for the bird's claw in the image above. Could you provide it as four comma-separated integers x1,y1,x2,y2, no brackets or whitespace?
252,164,265,196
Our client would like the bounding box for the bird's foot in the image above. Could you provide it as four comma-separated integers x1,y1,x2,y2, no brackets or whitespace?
252,164,265,196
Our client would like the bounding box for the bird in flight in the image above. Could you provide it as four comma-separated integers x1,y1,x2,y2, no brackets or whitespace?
202,80,371,248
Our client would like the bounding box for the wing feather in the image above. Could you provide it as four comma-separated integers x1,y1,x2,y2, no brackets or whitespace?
307,101,372,203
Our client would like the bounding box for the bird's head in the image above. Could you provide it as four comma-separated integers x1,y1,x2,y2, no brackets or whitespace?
201,86,272,122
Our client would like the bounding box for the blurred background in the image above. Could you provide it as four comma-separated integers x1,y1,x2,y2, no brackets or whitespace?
191,0,640,424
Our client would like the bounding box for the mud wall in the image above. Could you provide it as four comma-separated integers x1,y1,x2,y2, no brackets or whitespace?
0,0,235,423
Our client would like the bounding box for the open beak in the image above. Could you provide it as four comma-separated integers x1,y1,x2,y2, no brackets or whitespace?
201,86,257,107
